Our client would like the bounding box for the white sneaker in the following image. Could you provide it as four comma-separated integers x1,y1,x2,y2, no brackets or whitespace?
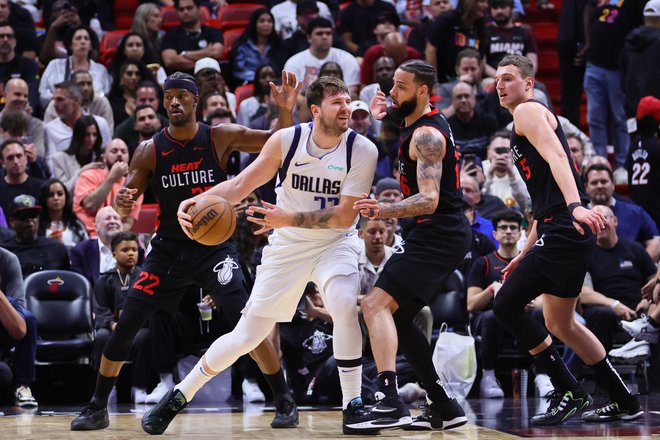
242,378,265,403
609,339,650,363
14,385,38,407
534,373,553,397
145,381,170,404
398,382,426,403
479,375,504,398
621,315,659,344
613,167,628,185
132,386,148,404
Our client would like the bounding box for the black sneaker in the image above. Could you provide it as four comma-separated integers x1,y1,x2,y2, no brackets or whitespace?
367,392,412,430
530,386,592,426
70,403,109,431
404,398,468,431
342,397,381,435
582,397,643,422
141,388,188,435
271,399,299,428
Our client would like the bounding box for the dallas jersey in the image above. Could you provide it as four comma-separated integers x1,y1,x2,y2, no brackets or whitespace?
150,123,228,241
274,123,378,242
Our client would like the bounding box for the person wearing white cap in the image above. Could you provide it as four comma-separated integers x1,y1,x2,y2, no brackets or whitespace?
621,0,660,120
161,0,224,75
193,57,237,116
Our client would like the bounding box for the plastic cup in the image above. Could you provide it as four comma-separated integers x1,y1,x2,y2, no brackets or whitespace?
197,302,212,321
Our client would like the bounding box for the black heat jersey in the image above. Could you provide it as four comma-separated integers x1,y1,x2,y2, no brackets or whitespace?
150,123,227,241
626,135,660,230
510,100,589,219
398,107,463,218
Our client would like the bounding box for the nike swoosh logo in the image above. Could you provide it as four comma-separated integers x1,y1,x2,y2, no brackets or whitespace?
162,149,175,156
543,216,553,223
417,218,430,224
372,406,397,413
294,161,310,167
193,146,207,151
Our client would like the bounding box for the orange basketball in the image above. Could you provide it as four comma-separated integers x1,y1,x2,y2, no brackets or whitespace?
187,195,236,246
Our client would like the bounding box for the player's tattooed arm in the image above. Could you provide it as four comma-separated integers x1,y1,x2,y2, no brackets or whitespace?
378,127,445,218
292,207,337,229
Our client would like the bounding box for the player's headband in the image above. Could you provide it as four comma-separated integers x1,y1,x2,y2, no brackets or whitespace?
163,78,198,96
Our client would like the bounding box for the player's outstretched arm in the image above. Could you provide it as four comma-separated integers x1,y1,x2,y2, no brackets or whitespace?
177,132,283,234
113,139,155,217
355,126,445,219
514,103,604,235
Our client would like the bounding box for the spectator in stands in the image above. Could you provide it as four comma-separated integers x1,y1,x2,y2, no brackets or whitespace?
585,163,660,261
50,116,104,193
580,205,657,359
459,198,496,279
70,206,122,286
481,130,530,211
113,81,168,157
161,0,224,76
73,139,143,237
358,217,392,297
272,0,347,69
39,25,111,109
482,0,538,77
620,0,660,119
206,108,235,126
199,90,232,122
582,0,644,180
107,61,156,126
0,22,39,113
355,11,400,57
359,56,394,139
271,0,333,40
436,48,485,115
134,105,162,146
406,0,454,54
0,0,36,59
131,3,164,64
467,209,527,398
193,58,237,115
338,0,398,55
230,9,281,86
567,133,587,175
461,172,504,241
1,194,70,278
45,71,115,132
448,82,498,157
37,179,88,249
44,81,111,158
0,246,38,407
0,79,44,157
0,140,43,216
0,112,50,181
626,96,660,230
349,100,389,179
92,231,152,403
284,17,361,96
360,32,422,87
425,0,488,82
237,64,276,127
375,176,403,202
110,32,167,87
39,0,83,65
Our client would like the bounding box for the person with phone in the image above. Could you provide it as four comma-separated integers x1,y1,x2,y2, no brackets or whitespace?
482,130,530,211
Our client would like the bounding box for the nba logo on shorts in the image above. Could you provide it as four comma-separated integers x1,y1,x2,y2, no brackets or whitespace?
213,256,239,285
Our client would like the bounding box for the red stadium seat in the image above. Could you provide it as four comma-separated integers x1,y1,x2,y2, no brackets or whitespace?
114,0,139,30
234,84,254,109
217,3,263,31
133,204,159,234
99,30,129,68
220,28,243,61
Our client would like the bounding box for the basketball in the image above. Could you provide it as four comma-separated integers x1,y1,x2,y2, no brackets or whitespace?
187,195,236,246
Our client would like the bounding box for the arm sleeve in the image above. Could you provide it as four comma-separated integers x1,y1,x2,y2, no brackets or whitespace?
340,136,378,197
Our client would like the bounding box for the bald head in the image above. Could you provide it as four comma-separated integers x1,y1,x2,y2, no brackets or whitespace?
95,206,122,245
3,78,29,112
383,32,407,64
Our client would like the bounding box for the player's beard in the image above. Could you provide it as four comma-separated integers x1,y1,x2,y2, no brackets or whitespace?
169,111,193,127
318,113,348,137
389,94,418,121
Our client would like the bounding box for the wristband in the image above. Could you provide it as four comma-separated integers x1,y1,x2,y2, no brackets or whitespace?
609,300,620,310
567,202,582,216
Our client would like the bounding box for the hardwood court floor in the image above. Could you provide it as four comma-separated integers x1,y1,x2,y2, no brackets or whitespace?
0,396,658,440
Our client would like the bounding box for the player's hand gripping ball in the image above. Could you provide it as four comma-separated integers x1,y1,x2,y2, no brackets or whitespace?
187,195,236,245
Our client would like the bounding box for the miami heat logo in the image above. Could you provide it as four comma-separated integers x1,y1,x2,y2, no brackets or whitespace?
392,241,406,254
47,277,64,293
213,256,239,285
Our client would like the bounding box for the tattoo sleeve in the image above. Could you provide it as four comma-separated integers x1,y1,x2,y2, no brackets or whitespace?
292,207,340,229
379,130,444,219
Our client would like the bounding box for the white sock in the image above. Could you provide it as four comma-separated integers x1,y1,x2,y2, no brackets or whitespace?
483,369,495,379
338,364,362,409
175,358,215,402
160,372,174,387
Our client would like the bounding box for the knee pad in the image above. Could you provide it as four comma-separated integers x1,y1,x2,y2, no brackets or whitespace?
322,273,359,323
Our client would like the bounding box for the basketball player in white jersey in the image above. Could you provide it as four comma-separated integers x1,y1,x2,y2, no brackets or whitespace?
143,76,381,434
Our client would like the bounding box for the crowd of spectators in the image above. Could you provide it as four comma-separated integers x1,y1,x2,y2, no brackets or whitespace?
0,0,658,410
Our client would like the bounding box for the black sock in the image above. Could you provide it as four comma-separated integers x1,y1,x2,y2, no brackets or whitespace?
534,344,578,392
589,357,635,405
648,316,659,328
91,374,118,407
263,369,291,407
377,371,398,397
